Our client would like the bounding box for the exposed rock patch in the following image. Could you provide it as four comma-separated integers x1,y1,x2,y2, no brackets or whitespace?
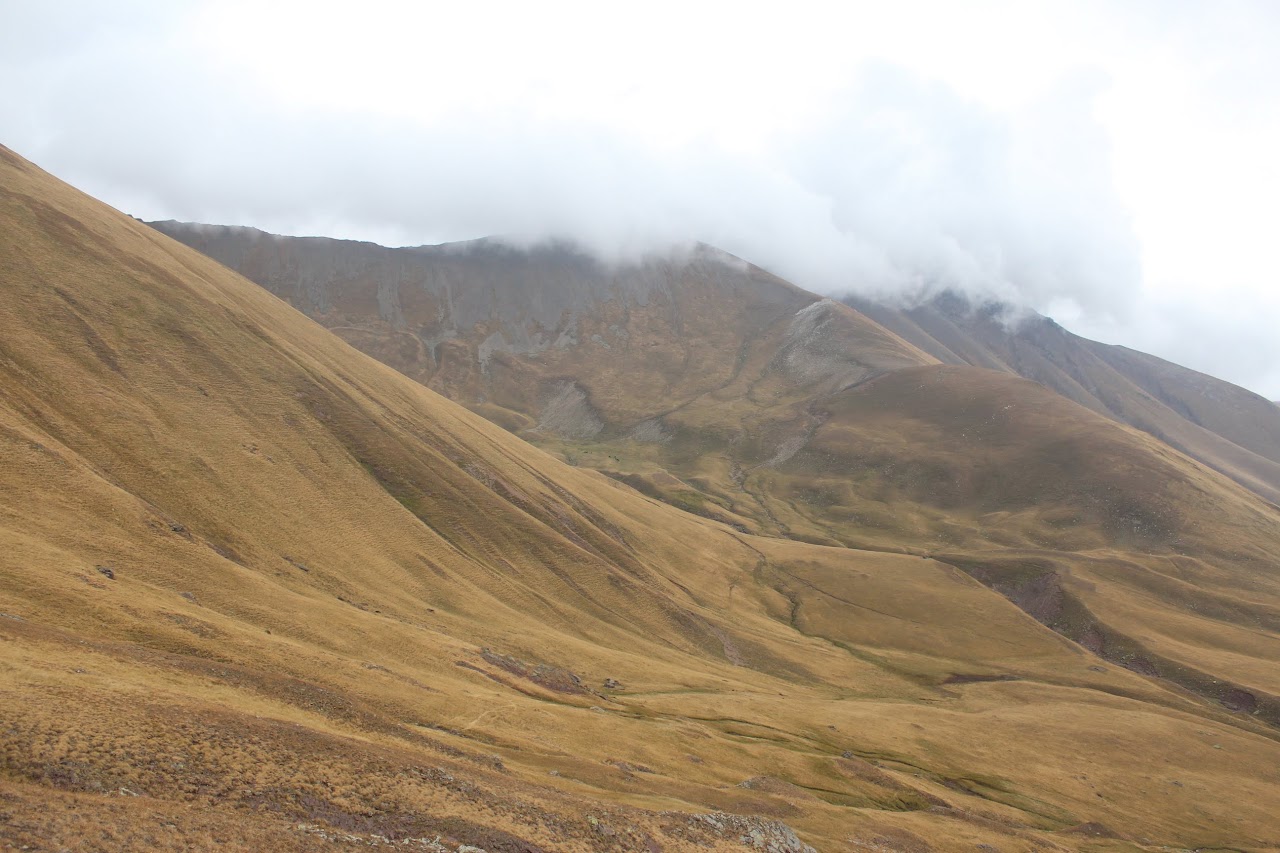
479,649,591,695
628,418,672,443
680,812,816,853
533,381,604,440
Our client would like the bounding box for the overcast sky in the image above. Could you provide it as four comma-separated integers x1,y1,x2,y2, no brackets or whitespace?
3,0,1279,398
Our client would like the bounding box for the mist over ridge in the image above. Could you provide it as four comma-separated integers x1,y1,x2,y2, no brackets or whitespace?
4,0,1278,397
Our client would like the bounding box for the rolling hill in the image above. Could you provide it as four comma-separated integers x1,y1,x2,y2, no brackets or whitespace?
3,146,1280,851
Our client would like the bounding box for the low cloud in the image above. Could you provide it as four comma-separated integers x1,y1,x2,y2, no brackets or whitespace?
3,2,1276,397
2,8,1139,313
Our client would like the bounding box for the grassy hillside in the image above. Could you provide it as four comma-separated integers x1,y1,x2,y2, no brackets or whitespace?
850,293,1280,504
3,146,1280,851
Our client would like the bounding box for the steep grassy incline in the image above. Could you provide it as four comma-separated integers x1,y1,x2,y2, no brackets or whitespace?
3,147,1280,851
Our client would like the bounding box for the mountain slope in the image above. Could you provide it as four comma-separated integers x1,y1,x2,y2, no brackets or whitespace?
3,148,1280,851
848,293,1280,504
144,222,937,436
148,215,1280,734
149,219,1280,516
143,221,1280,719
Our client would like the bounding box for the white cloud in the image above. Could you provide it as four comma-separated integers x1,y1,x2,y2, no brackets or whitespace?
1,0,1277,397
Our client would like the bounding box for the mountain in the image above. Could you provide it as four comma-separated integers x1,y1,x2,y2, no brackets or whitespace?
143,222,935,433
144,221,1280,726
147,220,1280,513
3,148,1280,850
847,293,1280,505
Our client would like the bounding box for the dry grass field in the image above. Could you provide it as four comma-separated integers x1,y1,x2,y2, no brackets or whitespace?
4,145,1280,851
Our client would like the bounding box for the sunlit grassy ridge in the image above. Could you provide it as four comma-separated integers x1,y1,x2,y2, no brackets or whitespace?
4,146,1280,850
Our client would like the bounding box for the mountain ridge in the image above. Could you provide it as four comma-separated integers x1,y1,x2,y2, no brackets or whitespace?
847,292,1280,504
148,218,1280,510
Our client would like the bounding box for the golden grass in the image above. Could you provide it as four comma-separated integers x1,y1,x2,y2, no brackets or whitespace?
3,145,1280,851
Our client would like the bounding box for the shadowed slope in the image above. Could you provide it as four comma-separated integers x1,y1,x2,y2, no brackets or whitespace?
3,148,1280,851
849,293,1280,504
